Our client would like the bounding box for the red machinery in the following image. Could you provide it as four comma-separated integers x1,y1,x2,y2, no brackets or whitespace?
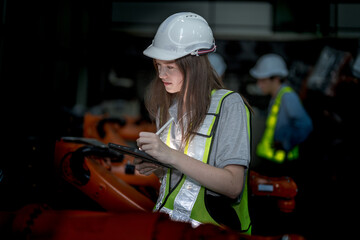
83,113,156,143
249,171,298,213
0,112,304,239
54,137,158,212
6,203,305,240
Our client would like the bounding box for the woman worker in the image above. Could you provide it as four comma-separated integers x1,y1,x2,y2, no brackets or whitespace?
134,12,252,233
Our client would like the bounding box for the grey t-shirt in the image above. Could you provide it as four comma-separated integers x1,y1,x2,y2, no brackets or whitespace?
159,92,251,198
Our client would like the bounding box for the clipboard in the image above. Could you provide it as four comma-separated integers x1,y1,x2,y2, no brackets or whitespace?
108,143,172,168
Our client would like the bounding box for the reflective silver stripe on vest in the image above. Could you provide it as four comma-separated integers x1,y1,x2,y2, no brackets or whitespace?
156,89,231,226
154,122,173,211
155,173,167,210
161,206,202,228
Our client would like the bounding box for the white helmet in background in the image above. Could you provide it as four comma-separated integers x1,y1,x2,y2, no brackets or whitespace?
143,12,216,61
208,53,227,76
250,53,289,79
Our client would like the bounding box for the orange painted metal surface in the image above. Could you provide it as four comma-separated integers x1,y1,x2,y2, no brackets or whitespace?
8,204,306,240
54,139,155,213
83,113,156,143
81,113,161,199
249,171,298,212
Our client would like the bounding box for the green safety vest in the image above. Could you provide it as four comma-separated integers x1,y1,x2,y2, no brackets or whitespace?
154,89,252,234
256,86,299,163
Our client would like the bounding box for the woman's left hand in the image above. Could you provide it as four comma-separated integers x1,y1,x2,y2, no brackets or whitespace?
133,158,161,176
136,132,174,165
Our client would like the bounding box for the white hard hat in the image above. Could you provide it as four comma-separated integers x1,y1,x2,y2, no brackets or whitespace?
250,53,289,79
143,12,216,61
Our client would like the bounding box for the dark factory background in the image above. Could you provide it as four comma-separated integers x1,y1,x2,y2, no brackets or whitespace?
1,1,360,239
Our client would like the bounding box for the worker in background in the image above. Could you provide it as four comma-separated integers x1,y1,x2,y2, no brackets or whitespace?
249,53,313,177
134,12,252,233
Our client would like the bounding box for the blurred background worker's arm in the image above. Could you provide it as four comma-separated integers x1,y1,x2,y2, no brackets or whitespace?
274,91,313,152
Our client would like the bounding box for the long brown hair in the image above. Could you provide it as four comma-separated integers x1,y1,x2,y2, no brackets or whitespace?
144,54,225,144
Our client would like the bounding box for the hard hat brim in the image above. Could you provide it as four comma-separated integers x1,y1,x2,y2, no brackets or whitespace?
143,44,186,61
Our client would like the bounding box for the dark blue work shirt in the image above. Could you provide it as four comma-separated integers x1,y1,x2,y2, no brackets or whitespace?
270,85,313,152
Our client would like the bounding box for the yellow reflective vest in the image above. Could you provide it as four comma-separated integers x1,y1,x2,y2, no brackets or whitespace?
256,86,299,163
154,89,252,234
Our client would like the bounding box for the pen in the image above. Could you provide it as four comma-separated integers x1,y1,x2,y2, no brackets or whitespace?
156,117,174,135
138,117,174,151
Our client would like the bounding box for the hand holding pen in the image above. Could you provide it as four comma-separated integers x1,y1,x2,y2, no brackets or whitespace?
138,117,174,151
135,117,174,173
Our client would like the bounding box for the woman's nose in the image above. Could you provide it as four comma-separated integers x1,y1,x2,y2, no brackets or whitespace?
158,67,167,78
